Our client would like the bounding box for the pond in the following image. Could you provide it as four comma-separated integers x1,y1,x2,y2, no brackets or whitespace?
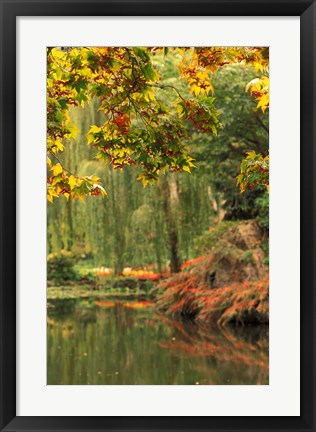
47,299,269,385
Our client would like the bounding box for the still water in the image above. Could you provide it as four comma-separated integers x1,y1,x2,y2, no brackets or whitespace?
47,299,268,385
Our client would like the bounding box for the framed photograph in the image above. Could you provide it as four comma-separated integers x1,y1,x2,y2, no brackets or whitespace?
0,0,315,431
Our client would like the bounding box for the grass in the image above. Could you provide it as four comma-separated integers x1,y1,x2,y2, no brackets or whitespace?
47,284,156,301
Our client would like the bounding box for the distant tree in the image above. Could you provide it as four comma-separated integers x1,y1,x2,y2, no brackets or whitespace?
189,64,269,219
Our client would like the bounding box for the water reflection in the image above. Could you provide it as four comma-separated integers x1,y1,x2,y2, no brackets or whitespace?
47,299,268,385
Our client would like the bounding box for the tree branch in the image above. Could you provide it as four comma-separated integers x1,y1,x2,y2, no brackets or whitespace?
49,151,78,178
255,114,269,133
150,84,186,102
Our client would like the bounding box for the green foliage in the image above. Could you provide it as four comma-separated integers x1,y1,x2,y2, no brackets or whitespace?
47,298,77,314
190,64,269,220
261,242,269,265
97,276,155,293
77,269,97,284
194,221,239,255
241,250,255,265
47,250,79,284
237,152,269,193
255,192,269,231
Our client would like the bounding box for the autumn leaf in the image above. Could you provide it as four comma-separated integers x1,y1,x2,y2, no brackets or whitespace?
52,164,63,176
68,175,77,190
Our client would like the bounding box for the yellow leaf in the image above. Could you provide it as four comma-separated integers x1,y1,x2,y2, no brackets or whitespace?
68,123,79,139
245,78,260,93
53,164,63,176
261,76,269,87
51,48,66,59
87,133,95,145
89,125,101,134
176,104,184,118
257,94,269,112
55,140,64,151
68,175,77,190
182,165,191,173
190,84,200,96
207,82,214,95
253,62,264,73
47,187,59,202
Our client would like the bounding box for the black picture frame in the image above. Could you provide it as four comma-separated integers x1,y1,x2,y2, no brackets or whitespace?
0,0,315,431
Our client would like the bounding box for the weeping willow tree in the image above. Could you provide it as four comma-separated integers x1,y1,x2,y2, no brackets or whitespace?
48,48,268,274
47,100,214,272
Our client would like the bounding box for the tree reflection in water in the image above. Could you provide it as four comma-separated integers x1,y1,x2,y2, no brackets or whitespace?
47,299,268,385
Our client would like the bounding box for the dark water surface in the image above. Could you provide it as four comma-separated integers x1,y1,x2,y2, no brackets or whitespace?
47,299,268,385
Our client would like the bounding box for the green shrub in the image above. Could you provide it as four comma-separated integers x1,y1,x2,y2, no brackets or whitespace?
241,250,255,265
255,192,269,231
261,241,269,265
194,221,238,255
47,250,79,284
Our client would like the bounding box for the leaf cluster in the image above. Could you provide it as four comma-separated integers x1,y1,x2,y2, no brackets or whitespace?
47,46,269,201
237,151,269,193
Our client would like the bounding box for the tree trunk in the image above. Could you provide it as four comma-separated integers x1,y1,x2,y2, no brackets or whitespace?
160,174,181,273
110,169,125,275
66,199,74,250
208,185,226,224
